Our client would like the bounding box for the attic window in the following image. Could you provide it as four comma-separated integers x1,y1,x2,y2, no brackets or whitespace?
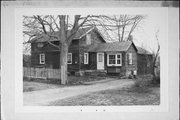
86,34,91,45
37,43,44,48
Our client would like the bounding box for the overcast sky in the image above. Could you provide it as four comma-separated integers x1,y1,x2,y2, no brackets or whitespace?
131,11,167,53
23,8,168,54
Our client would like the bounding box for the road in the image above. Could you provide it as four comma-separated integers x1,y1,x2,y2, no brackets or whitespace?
24,78,135,106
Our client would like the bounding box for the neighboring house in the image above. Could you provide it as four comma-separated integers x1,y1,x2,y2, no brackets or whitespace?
30,27,149,76
137,47,153,75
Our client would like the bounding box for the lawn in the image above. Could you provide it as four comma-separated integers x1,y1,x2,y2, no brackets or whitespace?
48,86,160,106
23,76,107,92
47,75,160,106
24,74,160,106
23,81,61,92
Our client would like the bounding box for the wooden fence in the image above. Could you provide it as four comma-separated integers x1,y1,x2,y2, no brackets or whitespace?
23,67,61,79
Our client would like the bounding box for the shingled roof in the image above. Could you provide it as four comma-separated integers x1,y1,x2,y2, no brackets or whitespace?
88,41,137,52
136,46,152,54
30,27,99,43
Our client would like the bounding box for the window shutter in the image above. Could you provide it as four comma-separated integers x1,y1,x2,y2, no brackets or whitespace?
127,53,129,64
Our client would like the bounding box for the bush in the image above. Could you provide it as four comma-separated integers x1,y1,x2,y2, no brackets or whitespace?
130,79,152,93
154,76,160,84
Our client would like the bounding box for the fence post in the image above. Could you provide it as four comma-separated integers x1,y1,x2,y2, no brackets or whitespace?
61,66,65,84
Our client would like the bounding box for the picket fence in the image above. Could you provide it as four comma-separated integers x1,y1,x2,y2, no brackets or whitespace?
23,67,61,79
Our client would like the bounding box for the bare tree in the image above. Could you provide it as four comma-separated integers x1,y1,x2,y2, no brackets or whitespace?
23,15,91,84
23,14,145,84
95,15,145,42
151,29,160,83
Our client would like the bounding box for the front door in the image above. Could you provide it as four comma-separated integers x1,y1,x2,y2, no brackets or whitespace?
97,53,104,70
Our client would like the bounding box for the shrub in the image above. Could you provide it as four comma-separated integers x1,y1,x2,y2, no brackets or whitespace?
130,79,152,93
128,74,133,79
154,76,160,84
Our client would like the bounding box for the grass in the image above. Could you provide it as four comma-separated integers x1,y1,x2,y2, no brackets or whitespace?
24,74,160,106
48,75,160,106
23,81,61,92
48,86,160,106
23,76,107,92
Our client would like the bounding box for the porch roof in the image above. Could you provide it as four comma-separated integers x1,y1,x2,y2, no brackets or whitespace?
88,41,137,52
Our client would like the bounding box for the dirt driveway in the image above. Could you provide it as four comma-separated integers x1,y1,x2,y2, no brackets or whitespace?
24,78,135,106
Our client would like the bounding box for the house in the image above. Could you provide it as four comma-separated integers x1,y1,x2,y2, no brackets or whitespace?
87,41,138,76
137,47,153,75
30,27,140,76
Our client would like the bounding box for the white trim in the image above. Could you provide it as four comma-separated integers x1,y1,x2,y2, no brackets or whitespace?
107,53,122,66
39,53,45,64
97,53,104,70
84,53,89,64
67,53,72,64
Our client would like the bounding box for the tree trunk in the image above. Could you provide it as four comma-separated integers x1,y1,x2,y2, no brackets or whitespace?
152,63,156,83
121,26,125,41
117,21,121,42
60,43,69,84
152,57,157,84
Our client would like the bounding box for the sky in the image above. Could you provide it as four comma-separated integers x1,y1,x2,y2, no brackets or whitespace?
23,8,168,54
130,11,167,53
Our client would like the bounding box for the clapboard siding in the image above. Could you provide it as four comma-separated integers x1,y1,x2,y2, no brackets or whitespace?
125,44,138,76
79,30,106,70
137,54,153,74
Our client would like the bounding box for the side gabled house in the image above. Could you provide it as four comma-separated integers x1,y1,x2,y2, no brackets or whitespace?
30,27,139,76
30,27,106,72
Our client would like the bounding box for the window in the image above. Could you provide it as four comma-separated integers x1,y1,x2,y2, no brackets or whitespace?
84,53,89,64
109,55,116,64
86,34,91,45
107,54,122,66
98,53,103,62
127,53,133,64
39,54,45,64
67,53,72,64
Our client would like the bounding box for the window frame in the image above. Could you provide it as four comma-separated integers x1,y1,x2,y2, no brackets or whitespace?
39,53,45,64
84,53,89,64
67,53,72,64
107,53,122,66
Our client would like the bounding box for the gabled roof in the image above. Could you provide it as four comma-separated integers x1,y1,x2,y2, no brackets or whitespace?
136,46,152,55
29,27,105,43
88,41,137,52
